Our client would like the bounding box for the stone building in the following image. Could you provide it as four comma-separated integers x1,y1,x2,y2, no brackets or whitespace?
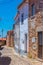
6,30,14,47
29,12,43,59
28,0,43,60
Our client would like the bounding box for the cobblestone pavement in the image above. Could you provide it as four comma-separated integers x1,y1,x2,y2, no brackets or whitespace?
0,46,30,65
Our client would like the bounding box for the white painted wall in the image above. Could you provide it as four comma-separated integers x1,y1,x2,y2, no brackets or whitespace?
19,3,29,53
14,16,20,53
14,2,29,54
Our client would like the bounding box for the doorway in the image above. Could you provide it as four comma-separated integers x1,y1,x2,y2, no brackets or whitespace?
38,32,43,59
25,34,27,53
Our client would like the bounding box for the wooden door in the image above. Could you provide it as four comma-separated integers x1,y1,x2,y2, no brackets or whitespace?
25,34,27,53
38,32,42,59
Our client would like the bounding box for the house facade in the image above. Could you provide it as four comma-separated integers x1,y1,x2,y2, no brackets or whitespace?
14,0,29,55
18,0,29,55
14,0,43,59
29,12,43,59
29,0,43,59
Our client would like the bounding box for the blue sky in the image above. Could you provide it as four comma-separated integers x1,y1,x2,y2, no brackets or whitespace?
0,0,22,38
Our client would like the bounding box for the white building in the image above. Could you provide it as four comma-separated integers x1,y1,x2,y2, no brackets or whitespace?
14,0,29,56
18,0,29,55
14,13,20,53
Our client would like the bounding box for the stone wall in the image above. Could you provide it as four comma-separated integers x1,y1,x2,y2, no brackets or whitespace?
29,0,43,17
6,31,14,47
29,12,43,58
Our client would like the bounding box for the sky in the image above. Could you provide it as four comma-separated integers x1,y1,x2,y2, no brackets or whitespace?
0,0,23,38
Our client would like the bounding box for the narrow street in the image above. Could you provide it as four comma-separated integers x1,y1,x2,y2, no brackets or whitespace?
0,46,30,65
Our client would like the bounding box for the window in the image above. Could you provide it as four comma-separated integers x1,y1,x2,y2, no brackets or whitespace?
21,13,24,24
32,4,35,16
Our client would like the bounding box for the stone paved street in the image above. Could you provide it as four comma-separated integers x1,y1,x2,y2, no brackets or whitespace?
0,46,30,65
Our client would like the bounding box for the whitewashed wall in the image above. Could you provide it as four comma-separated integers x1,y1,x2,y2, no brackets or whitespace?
14,16,20,53
19,3,29,54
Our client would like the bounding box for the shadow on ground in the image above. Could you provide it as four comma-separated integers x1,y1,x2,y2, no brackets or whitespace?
0,52,11,65
0,46,4,50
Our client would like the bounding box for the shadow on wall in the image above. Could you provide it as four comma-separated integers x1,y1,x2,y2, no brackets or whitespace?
0,52,11,65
